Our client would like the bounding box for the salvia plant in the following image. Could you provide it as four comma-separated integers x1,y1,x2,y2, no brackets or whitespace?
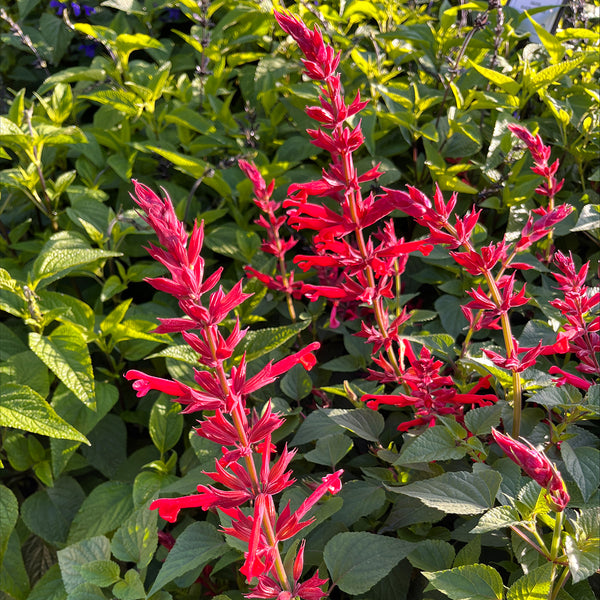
0,2,599,600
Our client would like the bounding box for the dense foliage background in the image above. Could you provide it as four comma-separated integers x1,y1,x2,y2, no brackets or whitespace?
0,1,598,599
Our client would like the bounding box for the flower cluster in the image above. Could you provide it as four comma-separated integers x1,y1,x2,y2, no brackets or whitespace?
240,160,302,321
125,182,342,599
50,0,94,17
548,251,600,390
492,429,569,511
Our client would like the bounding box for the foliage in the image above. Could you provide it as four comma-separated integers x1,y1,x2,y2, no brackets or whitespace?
0,0,599,599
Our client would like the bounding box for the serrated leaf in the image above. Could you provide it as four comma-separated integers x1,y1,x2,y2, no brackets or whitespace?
324,532,414,594
471,505,521,534
78,560,120,587
32,235,120,289
464,404,503,436
396,426,467,464
68,482,134,543
408,539,456,572
148,522,225,596
507,563,553,599
528,56,585,92
330,480,385,526
57,535,111,594
327,408,384,442
234,320,310,363
571,204,600,233
113,569,146,600
565,533,600,584
0,383,88,442
280,364,313,400
394,470,502,514
29,324,95,408
561,443,600,502
290,410,345,446
424,564,504,600
111,507,158,569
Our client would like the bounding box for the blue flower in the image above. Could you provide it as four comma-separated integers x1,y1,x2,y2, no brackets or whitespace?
50,0,67,14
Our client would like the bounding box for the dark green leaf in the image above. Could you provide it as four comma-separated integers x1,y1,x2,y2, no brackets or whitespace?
324,532,414,594
327,408,384,442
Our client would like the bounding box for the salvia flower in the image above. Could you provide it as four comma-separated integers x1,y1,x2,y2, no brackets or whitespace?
492,428,569,511
125,181,341,599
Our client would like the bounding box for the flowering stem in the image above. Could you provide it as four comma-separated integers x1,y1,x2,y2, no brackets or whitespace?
510,525,549,559
548,566,570,600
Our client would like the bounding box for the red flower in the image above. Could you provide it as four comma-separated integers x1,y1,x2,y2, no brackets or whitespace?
492,429,569,511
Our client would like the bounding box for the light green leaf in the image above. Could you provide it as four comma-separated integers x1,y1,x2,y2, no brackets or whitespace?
0,383,88,442
233,320,311,363
565,533,600,584
111,507,158,569
327,408,384,442
29,323,95,408
148,522,225,597
528,56,585,93
113,569,146,600
78,560,121,587
471,505,521,534
57,535,110,594
423,564,504,600
571,204,600,233
394,470,502,514
323,532,414,594
524,12,565,63
468,60,520,95
507,563,553,599
32,232,120,289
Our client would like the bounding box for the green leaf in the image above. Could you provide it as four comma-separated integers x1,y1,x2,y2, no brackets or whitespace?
29,323,95,408
111,507,158,569
506,563,553,599
148,522,226,597
326,408,384,442
454,537,482,568
524,12,565,63
464,404,503,436
57,535,110,594
393,470,502,514
323,532,414,594
0,530,30,600
561,443,600,502
27,564,67,600
113,569,146,600
527,56,585,93
0,383,88,442
234,320,310,363
0,485,18,568
571,204,600,233
423,564,504,600
78,560,120,587
20,476,85,546
408,539,456,572
467,60,520,95
31,232,120,289
471,505,521,534
330,480,386,526
290,410,345,446
149,395,183,455
396,426,467,464
68,482,134,543
280,364,313,400
80,414,127,478
304,433,353,467
50,382,118,477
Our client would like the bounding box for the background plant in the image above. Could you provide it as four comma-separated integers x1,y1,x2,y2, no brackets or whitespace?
0,1,598,599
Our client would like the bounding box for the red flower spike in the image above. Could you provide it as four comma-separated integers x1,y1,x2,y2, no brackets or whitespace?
491,429,569,511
